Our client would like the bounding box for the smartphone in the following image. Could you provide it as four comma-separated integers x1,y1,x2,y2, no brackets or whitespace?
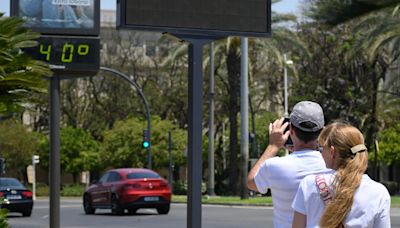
283,117,293,147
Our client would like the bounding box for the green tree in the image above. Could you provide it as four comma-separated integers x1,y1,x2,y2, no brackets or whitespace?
0,119,41,180
378,123,400,166
0,14,51,115
39,126,101,183
303,0,400,179
101,116,187,170
306,0,399,25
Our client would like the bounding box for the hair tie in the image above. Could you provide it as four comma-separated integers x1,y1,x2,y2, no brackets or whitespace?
350,144,367,154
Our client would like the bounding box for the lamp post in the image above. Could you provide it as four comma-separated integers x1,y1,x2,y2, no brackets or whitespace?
283,54,293,117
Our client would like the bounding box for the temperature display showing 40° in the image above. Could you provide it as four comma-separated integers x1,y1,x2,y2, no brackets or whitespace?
24,36,100,75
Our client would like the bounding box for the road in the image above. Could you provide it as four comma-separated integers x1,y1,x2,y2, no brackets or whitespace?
8,198,273,228
8,198,400,228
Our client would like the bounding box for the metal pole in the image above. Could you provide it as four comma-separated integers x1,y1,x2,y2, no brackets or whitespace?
222,122,226,170
99,67,152,169
187,39,205,228
240,37,249,199
168,131,173,190
49,76,60,228
32,157,36,201
283,54,289,117
207,42,216,196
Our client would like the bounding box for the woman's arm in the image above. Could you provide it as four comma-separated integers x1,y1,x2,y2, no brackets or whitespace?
292,211,306,228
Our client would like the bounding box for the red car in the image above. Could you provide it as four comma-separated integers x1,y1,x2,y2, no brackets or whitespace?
83,168,171,215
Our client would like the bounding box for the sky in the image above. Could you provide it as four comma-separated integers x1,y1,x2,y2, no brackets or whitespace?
0,0,301,16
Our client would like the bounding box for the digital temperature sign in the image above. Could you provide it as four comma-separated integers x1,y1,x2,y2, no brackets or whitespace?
23,36,100,75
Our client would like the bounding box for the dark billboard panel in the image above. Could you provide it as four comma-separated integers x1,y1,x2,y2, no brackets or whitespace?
117,0,271,37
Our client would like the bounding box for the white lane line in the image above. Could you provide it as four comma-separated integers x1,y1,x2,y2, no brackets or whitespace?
41,214,49,219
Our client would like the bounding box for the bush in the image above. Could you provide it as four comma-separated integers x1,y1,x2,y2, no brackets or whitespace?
61,184,85,197
36,183,49,196
0,199,11,228
33,183,86,197
173,180,206,195
382,181,399,196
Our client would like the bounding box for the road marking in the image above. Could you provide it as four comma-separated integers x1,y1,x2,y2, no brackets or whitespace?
41,215,49,219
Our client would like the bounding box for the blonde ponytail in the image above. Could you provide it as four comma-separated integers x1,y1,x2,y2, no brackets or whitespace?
318,123,368,228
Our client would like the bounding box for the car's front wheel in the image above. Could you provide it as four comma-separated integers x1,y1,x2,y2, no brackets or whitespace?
111,194,124,215
156,204,170,214
83,194,96,215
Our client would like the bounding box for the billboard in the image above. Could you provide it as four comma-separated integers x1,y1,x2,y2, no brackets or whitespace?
117,0,271,37
11,0,100,36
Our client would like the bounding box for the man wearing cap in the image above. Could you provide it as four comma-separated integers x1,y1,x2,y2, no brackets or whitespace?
247,101,327,228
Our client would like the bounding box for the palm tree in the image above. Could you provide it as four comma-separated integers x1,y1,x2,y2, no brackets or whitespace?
208,8,310,196
0,13,51,116
305,0,400,180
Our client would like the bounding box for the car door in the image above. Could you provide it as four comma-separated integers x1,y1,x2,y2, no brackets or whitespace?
90,172,109,206
103,171,121,205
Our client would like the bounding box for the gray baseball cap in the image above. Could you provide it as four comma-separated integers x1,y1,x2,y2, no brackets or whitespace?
290,101,324,132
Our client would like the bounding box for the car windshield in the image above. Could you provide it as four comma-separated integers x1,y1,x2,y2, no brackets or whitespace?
0,178,25,189
127,172,160,179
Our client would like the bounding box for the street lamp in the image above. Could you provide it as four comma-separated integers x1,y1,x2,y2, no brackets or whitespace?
283,54,293,117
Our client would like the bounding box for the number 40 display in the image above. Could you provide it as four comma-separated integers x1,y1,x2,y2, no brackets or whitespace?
22,36,100,74
39,43,90,63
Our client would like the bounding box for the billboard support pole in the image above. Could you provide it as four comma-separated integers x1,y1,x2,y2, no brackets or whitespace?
174,35,221,228
49,75,61,228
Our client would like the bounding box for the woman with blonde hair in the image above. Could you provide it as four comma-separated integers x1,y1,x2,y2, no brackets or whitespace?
291,122,391,228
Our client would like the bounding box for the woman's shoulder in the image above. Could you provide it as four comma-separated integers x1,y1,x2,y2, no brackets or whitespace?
360,175,390,197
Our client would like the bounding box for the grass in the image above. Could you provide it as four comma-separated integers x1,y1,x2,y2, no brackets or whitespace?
173,195,400,207
392,196,400,206
172,195,273,206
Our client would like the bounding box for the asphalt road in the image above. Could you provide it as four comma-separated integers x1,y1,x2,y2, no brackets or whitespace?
8,198,273,228
7,198,400,228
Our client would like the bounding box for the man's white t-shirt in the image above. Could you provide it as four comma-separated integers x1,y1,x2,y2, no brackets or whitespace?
254,150,326,228
292,170,391,228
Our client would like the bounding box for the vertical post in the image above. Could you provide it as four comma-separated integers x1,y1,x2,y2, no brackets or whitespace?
147,120,152,170
222,122,226,170
168,130,173,190
207,42,215,196
32,157,36,201
49,76,60,228
240,37,249,199
187,40,204,228
283,54,288,117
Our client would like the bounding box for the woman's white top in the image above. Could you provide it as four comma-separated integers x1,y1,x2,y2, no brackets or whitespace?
292,169,391,228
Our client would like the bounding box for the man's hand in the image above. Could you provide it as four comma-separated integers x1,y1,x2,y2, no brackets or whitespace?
269,117,290,150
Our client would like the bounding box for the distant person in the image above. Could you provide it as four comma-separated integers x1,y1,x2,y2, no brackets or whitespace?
247,101,327,227
292,122,391,228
